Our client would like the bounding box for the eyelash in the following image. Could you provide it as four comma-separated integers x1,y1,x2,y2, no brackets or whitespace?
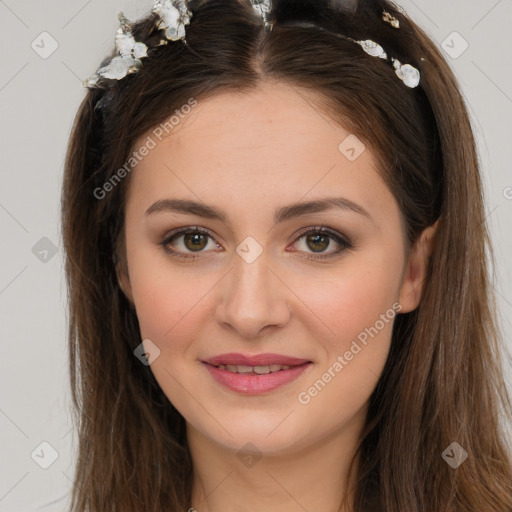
159,225,353,261
295,226,353,258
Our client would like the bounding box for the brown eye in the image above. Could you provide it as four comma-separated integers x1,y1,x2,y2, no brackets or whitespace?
160,227,219,258
304,232,330,252
293,226,353,261
182,232,209,251
160,225,352,261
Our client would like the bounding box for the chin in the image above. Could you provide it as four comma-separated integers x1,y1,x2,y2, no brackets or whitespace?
188,410,318,456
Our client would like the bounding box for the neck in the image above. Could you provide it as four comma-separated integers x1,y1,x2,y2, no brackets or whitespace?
186,409,364,512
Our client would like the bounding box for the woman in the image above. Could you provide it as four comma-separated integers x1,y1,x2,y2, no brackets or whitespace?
60,0,512,510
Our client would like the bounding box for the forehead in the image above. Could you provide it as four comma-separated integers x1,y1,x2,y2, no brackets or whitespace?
125,81,394,224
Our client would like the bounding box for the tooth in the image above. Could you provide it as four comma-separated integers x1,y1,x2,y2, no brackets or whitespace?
253,365,271,374
237,365,254,373
218,363,296,374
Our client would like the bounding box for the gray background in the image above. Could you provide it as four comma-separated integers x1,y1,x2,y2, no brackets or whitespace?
0,0,511,510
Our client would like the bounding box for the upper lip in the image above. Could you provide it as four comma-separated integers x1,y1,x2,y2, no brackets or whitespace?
203,353,311,367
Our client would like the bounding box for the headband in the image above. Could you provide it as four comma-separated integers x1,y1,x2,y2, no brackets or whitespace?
82,0,420,90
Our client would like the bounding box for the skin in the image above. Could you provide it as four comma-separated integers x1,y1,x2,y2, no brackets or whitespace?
117,80,436,512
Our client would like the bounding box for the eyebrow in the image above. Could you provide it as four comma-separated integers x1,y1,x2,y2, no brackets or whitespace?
145,197,373,224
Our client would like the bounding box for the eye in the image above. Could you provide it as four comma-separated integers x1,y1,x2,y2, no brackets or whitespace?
160,226,220,259
291,226,353,261
159,225,353,261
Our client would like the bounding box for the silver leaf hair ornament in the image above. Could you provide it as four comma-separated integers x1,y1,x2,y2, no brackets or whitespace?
349,39,420,88
382,10,400,28
153,0,193,41
83,14,148,87
83,0,420,91
250,0,273,31
248,0,420,89
83,0,192,88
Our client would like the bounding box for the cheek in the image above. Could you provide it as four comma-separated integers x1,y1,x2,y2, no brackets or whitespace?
129,260,205,347
290,251,403,412
295,248,404,350
125,236,224,366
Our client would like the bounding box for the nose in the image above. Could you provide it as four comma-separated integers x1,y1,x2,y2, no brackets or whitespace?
215,251,291,339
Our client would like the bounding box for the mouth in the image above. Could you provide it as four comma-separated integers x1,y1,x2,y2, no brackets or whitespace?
201,354,313,394
206,362,305,375
203,352,312,367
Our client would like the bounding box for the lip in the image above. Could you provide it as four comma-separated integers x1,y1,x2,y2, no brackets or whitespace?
203,353,311,366
201,353,313,395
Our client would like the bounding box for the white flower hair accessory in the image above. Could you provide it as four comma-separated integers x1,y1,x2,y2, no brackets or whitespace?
83,0,420,91
153,0,193,41
83,0,192,89
350,39,420,88
83,14,148,87
249,0,421,89
250,0,273,31
382,10,400,29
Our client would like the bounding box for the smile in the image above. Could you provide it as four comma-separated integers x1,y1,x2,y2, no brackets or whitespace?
203,361,312,394
212,363,292,374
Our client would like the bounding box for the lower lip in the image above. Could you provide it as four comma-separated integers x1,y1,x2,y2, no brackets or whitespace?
203,362,312,394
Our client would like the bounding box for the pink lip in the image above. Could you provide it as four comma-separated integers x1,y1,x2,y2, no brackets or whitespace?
201,353,313,394
203,353,311,366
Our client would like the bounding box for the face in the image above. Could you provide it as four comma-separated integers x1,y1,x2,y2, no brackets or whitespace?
118,81,431,456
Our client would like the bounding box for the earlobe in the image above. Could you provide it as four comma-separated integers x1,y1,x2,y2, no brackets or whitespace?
114,233,135,304
115,257,134,305
398,220,439,313
117,267,134,304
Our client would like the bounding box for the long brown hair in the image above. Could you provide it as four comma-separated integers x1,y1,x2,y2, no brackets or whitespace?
61,0,512,510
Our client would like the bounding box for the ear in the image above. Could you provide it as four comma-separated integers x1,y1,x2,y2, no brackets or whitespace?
116,264,135,304
398,220,439,313
114,245,135,304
